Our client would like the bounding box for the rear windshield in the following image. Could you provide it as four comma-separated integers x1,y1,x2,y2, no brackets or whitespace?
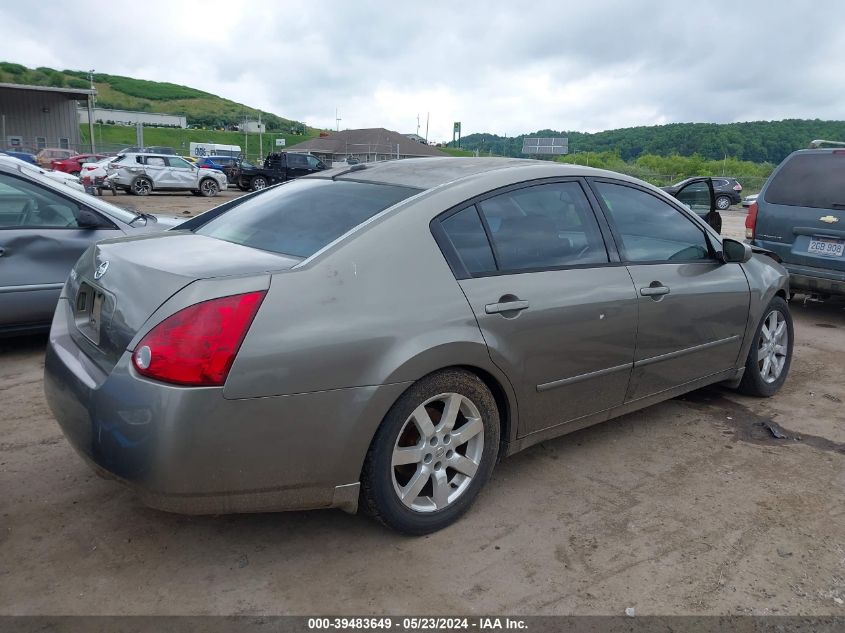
766,152,845,209
195,179,419,258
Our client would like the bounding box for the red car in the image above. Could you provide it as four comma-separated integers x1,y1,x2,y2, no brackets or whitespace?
50,153,106,175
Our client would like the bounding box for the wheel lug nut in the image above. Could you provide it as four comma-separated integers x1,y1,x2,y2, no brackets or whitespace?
443,434,451,444
424,453,433,464
430,437,438,446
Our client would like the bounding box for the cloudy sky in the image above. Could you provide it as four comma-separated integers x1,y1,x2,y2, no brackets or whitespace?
1,1,843,140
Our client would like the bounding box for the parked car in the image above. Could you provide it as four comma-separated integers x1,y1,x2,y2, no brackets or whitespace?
44,158,792,534
106,153,227,196
35,148,76,169
0,150,37,164
51,153,106,176
0,155,85,192
195,155,240,183
79,156,116,195
747,148,845,298
231,151,327,191
0,159,183,335
742,194,758,207
663,177,742,211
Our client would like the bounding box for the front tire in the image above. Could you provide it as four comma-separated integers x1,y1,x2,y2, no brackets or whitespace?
250,176,268,191
737,296,793,397
199,178,219,197
361,369,500,535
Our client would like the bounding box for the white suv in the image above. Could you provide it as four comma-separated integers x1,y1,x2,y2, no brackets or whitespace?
107,153,227,197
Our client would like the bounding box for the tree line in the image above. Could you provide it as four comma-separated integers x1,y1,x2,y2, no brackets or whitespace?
455,119,845,164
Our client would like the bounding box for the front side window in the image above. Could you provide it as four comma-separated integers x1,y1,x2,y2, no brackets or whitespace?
306,155,322,168
195,179,419,258
0,172,82,229
477,182,609,271
593,181,711,262
167,157,193,169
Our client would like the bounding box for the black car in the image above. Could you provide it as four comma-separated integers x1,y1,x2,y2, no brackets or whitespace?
663,177,742,211
231,152,327,191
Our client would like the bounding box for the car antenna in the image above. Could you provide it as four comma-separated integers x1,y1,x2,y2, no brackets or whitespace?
332,163,367,181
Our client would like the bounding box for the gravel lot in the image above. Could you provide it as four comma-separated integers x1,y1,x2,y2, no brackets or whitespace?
1,198,843,616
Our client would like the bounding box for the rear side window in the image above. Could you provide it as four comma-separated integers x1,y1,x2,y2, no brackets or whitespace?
477,182,609,271
441,207,496,274
195,179,419,258
766,152,845,209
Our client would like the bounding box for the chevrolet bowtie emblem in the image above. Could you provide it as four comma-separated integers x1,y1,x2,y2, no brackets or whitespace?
819,215,839,224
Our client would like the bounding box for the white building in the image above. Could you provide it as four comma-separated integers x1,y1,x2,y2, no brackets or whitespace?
78,107,186,128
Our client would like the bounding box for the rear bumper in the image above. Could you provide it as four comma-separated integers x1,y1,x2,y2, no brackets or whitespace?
783,262,845,296
44,298,410,514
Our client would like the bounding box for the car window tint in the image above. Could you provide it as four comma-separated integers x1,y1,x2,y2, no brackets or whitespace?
766,152,845,209
594,181,711,262
306,156,321,168
477,182,608,271
0,172,81,229
195,179,419,258
288,154,307,167
441,206,496,274
145,157,166,167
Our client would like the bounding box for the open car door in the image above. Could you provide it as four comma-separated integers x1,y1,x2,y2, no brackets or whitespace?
671,177,720,233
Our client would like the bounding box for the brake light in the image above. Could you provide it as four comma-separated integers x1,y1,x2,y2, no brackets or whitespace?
745,201,758,240
733,183,742,191
132,291,266,386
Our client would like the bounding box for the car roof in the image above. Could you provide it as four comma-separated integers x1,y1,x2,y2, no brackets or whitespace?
310,156,638,191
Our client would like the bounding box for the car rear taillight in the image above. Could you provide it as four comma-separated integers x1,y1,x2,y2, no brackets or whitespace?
733,183,742,191
745,201,758,240
132,291,266,386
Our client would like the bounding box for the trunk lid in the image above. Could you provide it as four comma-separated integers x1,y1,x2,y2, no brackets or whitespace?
66,232,301,373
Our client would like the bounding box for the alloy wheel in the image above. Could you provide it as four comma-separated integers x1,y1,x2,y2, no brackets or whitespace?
133,179,151,195
391,392,485,513
757,309,789,383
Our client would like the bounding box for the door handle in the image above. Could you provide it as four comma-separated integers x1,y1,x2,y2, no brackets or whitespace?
485,300,529,314
640,284,670,297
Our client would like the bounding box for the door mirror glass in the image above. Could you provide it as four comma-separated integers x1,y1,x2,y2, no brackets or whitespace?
721,238,752,263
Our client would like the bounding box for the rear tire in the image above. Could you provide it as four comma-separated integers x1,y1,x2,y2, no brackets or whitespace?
737,296,793,397
360,369,499,535
250,176,268,191
131,177,152,196
715,195,732,210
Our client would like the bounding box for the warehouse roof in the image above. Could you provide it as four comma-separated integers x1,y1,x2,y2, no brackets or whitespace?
0,82,95,98
286,128,446,157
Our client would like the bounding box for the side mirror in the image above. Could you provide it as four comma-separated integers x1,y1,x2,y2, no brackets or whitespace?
720,238,752,263
76,207,108,229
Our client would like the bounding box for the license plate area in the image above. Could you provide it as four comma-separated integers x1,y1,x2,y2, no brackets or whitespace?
808,236,844,258
74,282,105,345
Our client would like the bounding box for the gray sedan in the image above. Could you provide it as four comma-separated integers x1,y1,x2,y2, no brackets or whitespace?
0,159,182,335
44,158,792,534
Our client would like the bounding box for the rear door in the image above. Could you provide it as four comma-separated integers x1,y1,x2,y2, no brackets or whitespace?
0,172,120,328
589,178,749,401
286,153,310,178
142,155,170,187
436,179,638,436
755,151,845,274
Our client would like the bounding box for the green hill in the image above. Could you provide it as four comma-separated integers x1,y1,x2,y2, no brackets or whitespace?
454,119,845,164
0,61,308,133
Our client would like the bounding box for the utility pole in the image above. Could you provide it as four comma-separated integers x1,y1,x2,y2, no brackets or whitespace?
335,107,342,132
259,112,263,162
425,112,429,144
416,114,420,136
87,69,96,152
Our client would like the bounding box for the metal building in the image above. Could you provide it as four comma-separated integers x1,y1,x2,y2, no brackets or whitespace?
0,82,95,153
78,107,186,129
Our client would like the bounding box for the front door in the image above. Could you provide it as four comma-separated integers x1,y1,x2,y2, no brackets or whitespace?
166,156,199,188
589,179,750,401
0,172,119,328
437,180,638,436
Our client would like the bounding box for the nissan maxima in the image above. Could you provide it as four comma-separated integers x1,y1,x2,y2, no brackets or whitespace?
44,158,793,534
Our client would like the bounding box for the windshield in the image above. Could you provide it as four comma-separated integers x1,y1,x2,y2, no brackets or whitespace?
195,178,419,258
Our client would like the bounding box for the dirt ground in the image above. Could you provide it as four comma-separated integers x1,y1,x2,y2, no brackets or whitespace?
1,200,844,616
99,187,245,218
